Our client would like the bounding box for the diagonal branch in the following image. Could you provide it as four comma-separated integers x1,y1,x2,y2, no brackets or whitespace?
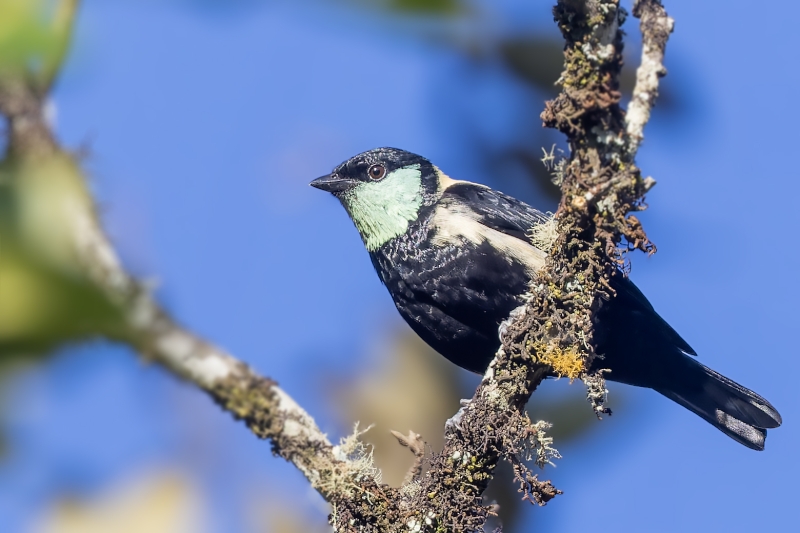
0,115,350,501
0,35,357,509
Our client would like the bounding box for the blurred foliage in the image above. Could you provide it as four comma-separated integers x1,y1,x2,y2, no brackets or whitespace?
29,470,207,533
178,0,469,16
0,156,129,361
0,17,127,492
373,0,466,15
498,37,565,96
0,0,77,88
257,500,331,533
0,0,57,74
0,0,111,365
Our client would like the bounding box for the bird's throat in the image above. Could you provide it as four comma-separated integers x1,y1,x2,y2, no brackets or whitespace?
342,165,423,251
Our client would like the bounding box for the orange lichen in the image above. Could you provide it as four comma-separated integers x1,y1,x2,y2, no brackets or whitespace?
529,340,586,381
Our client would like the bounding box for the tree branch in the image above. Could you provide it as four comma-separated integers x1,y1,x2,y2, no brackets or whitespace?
531,0,668,418
0,34,355,508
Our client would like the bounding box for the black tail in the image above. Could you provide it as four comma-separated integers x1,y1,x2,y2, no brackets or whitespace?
597,275,782,450
655,361,782,451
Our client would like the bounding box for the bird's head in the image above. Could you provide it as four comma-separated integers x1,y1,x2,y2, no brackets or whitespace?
310,147,441,251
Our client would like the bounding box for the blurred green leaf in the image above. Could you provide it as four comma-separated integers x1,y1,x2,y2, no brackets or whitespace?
0,0,77,87
385,0,464,15
337,0,469,17
499,37,564,95
0,0,53,74
0,155,128,360
0,240,126,357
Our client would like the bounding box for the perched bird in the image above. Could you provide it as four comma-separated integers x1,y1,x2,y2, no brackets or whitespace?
311,147,782,450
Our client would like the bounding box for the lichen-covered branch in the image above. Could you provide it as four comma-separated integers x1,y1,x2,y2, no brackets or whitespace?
498,0,669,421
387,4,674,527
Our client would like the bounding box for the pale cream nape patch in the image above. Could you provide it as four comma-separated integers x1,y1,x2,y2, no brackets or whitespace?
343,164,424,251
430,202,547,276
434,168,465,194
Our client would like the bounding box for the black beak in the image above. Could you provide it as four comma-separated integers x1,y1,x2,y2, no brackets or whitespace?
309,173,357,194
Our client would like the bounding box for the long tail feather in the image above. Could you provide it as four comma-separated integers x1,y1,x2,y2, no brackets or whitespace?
656,361,782,451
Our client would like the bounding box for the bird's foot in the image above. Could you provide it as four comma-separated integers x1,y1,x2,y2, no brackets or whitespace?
498,304,528,342
445,398,472,436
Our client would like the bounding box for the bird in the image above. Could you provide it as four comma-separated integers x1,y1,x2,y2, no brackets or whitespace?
310,147,782,450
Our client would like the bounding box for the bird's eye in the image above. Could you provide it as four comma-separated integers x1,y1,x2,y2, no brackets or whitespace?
367,164,386,181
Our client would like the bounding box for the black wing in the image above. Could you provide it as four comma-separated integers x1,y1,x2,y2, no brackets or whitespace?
377,182,550,371
439,180,697,364
440,182,551,241
404,182,781,449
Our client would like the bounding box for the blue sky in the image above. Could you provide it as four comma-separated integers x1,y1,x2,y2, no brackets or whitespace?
1,1,798,532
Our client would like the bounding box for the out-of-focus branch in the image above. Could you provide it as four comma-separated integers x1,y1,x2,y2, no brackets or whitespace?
0,76,56,157
627,0,674,154
0,84,353,499
0,7,363,507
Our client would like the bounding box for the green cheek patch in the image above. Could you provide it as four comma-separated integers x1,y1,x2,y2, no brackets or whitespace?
342,165,423,251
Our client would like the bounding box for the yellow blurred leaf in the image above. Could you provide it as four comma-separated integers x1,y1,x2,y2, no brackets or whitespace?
30,470,207,533
0,155,128,357
254,499,330,533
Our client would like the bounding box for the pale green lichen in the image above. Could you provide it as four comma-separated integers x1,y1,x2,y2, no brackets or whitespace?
528,213,557,252
326,422,383,495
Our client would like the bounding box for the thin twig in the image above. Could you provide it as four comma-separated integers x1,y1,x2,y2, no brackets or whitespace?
391,430,426,485
626,0,674,155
